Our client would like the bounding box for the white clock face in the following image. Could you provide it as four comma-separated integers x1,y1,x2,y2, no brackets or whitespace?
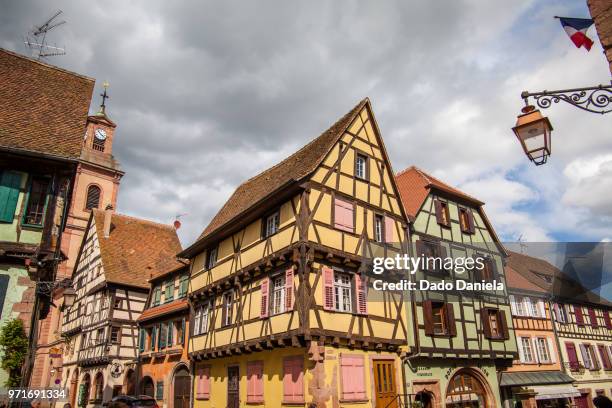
94,128,107,140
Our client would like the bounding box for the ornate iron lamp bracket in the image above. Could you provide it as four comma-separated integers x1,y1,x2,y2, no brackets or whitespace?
521,82,612,114
36,278,73,295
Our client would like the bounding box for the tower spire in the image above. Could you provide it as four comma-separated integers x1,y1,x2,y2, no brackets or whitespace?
97,81,110,115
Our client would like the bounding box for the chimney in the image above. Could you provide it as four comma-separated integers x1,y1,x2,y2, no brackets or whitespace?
103,204,114,238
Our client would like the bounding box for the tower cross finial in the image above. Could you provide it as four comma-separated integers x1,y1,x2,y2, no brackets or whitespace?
99,81,110,114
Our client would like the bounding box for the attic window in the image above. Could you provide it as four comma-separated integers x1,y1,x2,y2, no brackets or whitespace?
206,246,218,270
263,211,280,238
355,153,368,180
459,208,475,234
434,200,450,228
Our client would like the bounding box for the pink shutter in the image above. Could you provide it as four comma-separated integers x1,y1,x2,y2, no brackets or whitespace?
341,355,365,400
334,198,354,232
254,362,264,401
202,366,210,399
285,268,294,311
354,274,368,315
384,216,394,243
283,357,304,403
323,267,334,311
247,361,264,403
260,278,270,318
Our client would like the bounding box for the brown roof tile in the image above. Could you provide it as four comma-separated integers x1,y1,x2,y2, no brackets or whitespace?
92,210,183,289
189,98,369,249
0,48,94,160
137,298,188,322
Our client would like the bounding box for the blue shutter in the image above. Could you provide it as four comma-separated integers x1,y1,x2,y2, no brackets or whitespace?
0,274,9,317
0,171,21,223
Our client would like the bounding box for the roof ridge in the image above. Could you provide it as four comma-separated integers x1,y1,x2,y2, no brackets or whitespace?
0,47,95,82
93,209,176,230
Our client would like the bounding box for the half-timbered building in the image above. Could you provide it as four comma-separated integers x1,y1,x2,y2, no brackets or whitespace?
61,207,182,408
395,167,518,408
180,98,411,408
137,263,191,408
506,251,612,408
500,252,577,408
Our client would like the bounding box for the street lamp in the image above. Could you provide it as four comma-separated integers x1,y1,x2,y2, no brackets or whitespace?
512,105,553,166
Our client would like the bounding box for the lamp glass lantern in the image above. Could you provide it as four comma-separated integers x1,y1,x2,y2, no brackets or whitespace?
62,287,76,309
512,107,553,165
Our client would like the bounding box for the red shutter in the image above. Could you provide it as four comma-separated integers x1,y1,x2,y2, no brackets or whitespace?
446,303,457,336
604,311,612,330
334,198,354,232
565,342,579,371
588,308,598,328
423,300,434,336
598,345,612,370
340,355,366,400
285,268,294,311
467,210,475,233
434,200,444,225
323,267,334,311
384,216,394,243
283,357,304,403
481,308,492,338
575,306,584,326
260,278,270,318
354,273,368,315
247,361,264,403
500,310,510,340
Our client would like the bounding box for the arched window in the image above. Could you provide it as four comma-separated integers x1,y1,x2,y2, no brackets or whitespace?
94,372,104,401
445,370,489,408
142,376,155,398
86,185,101,210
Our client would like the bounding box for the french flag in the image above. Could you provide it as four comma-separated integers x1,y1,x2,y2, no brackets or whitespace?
559,17,594,51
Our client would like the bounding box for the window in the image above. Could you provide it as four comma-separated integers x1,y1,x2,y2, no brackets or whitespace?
164,280,174,303
196,366,211,400
263,211,280,238
0,171,22,223
554,303,568,323
271,275,286,315
598,344,612,370
159,323,168,349
85,185,101,210
152,287,161,306
580,344,599,370
206,247,218,270
178,275,189,298
110,327,120,344
355,153,368,180
222,291,233,327
434,199,450,227
374,214,384,243
23,176,49,226
604,311,612,330
565,342,580,371
155,381,164,401
520,337,535,363
149,326,156,351
114,298,122,309
283,356,304,403
536,337,551,363
247,361,264,403
512,296,526,316
416,240,445,273
340,355,366,401
334,198,354,233
94,373,104,401
589,308,598,328
459,207,475,234
432,302,447,335
575,306,585,326
138,328,146,352
194,301,211,335
479,257,496,281
528,298,544,318
482,308,507,340
96,328,105,344
424,301,456,336
175,319,185,345
334,273,352,313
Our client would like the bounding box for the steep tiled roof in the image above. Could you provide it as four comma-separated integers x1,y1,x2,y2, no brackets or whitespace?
0,48,94,160
137,298,188,322
394,166,483,218
195,98,369,242
507,251,612,307
92,210,183,289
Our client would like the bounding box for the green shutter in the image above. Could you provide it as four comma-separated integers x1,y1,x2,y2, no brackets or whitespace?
165,280,174,302
156,381,164,400
167,321,173,346
151,326,157,350
178,275,188,297
180,318,185,344
158,323,165,348
153,287,161,306
139,328,145,352
0,171,21,223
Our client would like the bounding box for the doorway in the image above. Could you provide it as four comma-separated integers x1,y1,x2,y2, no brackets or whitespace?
573,395,589,408
373,360,398,408
174,367,191,408
227,366,240,408
142,377,155,398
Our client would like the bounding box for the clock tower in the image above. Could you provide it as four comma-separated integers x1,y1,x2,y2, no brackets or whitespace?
30,83,125,390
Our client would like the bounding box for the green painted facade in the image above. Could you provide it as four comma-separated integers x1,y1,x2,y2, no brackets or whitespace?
0,171,44,244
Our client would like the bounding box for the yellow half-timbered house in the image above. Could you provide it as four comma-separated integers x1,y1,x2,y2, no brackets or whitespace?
180,99,411,408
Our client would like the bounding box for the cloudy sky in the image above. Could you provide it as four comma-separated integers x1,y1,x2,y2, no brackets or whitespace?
1,0,611,247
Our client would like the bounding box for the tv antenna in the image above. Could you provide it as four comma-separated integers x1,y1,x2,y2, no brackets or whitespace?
24,10,66,60
517,234,528,254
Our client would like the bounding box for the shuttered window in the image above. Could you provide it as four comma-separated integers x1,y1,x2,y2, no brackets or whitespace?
588,308,598,328
155,381,163,400
481,308,509,340
260,278,270,318
164,280,174,303
354,273,368,315
415,240,447,273
283,356,304,403
459,207,475,234
340,355,366,401
565,342,580,371
423,301,456,336
0,171,21,223
605,311,612,330
23,176,49,226
334,198,354,233
138,329,145,352
85,185,101,210
598,344,612,370
196,366,211,400
247,361,264,403
575,306,585,326
178,275,189,298
434,199,450,227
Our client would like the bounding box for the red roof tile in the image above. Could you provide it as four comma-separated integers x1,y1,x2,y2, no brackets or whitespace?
138,298,188,322
0,48,94,160
92,210,183,289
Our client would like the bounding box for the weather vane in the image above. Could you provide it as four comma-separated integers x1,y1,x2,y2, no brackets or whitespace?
99,81,110,114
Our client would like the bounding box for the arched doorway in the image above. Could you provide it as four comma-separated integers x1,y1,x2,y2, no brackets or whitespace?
415,391,434,408
79,374,91,407
94,372,104,401
69,369,79,408
173,366,191,408
142,376,155,398
124,369,136,396
445,369,492,408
